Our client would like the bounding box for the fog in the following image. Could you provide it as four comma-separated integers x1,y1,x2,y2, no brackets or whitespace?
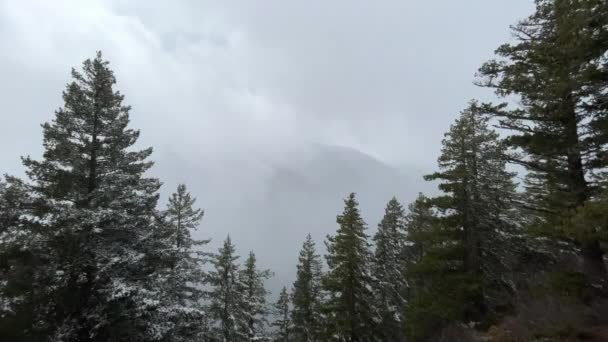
0,0,534,294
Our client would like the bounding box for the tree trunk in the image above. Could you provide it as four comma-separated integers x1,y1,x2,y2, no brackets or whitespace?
582,240,607,287
561,95,607,284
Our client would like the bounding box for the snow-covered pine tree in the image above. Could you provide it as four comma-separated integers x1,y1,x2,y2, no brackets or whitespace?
272,286,291,342
15,52,163,341
323,193,377,342
164,184,206,250
0,176,29,232
151,184,210,341
371,197,407,341
240,251,272,341
0,176,53,340
291,234,323,342
208,236,246,341
199,313,213,342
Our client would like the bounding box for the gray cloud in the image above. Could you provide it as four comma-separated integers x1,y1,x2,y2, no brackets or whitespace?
1,0,534,168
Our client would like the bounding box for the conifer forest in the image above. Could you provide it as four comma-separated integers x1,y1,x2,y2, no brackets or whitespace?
2,0,608,341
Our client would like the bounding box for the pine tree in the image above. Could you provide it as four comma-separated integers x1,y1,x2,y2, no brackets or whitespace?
240,251,272,341
0,176,29,232
208,236,246,341
164,184,206,249
291,234,323,342
272,287,291,342
403,193,435,270
477,0,608,283
23,51,159,209
323,193,377,342
10,52,163,341
151,184,210,341
406,103,518,339
199,314,213,342
0,176,52,341
371,197,407,341
402,194,443,340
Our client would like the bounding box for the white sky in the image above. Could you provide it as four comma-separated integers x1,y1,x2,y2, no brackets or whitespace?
0,0,534,174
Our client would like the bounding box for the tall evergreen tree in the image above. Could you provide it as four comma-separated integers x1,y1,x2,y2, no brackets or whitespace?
151,184,209,341
8,52,163,341
406,104,518,339
23,52,159,210
291,234,324,342
401,193,439,340
208,236,246,341
323,193,376,342
239,251,272,341
371,197,408,341
402,194,441,341
272,286,291,342
477,0,608,282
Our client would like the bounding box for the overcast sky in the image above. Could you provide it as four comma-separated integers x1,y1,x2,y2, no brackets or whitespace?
1,0,539,293
0,0,534,175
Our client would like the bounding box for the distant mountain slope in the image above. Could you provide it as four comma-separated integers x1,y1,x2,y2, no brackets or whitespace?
151,143,432,294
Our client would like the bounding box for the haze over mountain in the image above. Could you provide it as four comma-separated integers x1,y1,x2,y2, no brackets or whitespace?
152,142,434,293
